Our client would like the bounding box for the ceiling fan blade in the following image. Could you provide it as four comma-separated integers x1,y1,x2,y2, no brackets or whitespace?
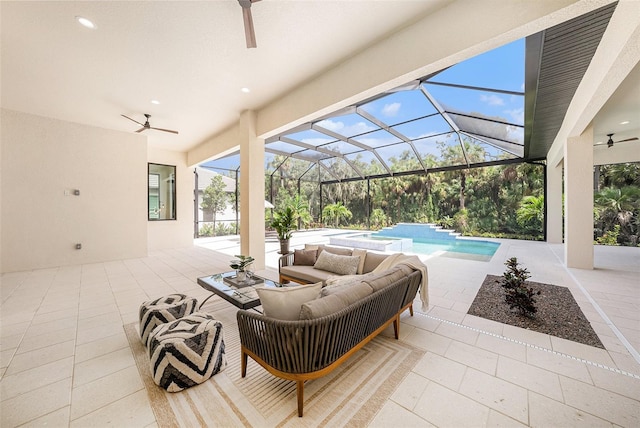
150,127,179,135
121,114,144,126
243,7,257,48
615,137,639,143
135,127,147,133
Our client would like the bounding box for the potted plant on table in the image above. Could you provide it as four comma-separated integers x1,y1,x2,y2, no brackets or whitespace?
270,207,296,254
230,255,255,282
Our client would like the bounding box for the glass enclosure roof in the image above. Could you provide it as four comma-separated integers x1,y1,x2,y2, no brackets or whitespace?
202,39,525,182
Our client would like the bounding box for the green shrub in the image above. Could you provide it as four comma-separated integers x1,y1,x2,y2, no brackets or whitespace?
595,224,620,246
501,257,540,317
199,223,215,237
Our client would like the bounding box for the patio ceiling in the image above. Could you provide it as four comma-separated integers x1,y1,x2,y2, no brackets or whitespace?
203,3,617,183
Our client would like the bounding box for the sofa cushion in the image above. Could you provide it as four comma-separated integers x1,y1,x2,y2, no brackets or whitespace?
256,282,322,320
321,276,364,296
334,281,373,305
317,245,353,257
362,251,390,274
293,249,317,266
280,265,336,284
299,294,345,320
313,251,360,275
304,244,319,252
362,266,408,292
352,249,367,274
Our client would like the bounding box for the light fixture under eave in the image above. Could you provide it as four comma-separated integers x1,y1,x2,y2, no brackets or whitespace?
75,16,96,29
151,100,160,105
241,87,251,93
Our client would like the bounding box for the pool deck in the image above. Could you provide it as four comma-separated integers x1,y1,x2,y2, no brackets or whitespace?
2,228,638,426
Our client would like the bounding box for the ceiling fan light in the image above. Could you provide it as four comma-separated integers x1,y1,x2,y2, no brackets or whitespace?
619,120,630,125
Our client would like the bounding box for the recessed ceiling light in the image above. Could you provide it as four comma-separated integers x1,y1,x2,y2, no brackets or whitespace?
76,16,97,29
619,120,630,125
151,100,160,105
241,87,251,93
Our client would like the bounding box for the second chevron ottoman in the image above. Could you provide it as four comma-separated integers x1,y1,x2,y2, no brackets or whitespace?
147,312,227,392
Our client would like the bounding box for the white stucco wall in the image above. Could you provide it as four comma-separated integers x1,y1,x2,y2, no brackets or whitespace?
0,109,147,272
147,147,194,250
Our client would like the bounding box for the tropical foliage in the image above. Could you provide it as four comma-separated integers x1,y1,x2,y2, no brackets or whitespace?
214,139,636,247
264,137,545,240
594,163,640,246
322,202,353,228
200,175,228,226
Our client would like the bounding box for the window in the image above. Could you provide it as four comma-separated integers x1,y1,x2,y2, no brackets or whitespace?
148,163,176,220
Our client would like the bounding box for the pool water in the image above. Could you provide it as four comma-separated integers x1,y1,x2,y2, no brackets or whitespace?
411,237,500,261
336,224,501,261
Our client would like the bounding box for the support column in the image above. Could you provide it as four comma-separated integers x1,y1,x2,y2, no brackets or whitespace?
239,111,265,270
564,126,594,269
547,160,563,244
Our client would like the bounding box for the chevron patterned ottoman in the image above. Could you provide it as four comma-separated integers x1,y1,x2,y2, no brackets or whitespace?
139,294,198,345
148,312,227,392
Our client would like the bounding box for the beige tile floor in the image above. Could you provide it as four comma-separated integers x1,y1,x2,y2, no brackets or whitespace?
1,232,639,427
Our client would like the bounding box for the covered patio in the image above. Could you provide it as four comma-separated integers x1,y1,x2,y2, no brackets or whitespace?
2,0,639,426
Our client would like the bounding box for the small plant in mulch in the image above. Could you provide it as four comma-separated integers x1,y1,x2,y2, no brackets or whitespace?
500,257,541,317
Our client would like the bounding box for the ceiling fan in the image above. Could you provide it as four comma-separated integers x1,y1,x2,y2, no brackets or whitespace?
121,114,179,135
595,133,639,148
238,0,261,48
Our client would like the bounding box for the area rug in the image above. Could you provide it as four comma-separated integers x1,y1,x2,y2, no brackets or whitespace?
125,298,424,427
468,275,604,348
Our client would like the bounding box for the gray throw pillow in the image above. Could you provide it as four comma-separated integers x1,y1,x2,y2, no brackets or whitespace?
313,251,360,275
293,249,317,266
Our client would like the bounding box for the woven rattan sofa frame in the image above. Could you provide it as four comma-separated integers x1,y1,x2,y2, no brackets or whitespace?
237,270,421,417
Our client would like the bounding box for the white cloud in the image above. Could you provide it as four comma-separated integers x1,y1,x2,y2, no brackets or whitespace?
302,138,332,146
382,102,401,117
504,107,524,124
316,119,375,136
480,94,505,106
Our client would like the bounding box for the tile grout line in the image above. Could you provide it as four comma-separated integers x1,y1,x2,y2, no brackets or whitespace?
415,311,640,380
549,246,640,365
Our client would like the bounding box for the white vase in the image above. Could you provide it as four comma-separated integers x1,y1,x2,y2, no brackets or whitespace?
236,270,246,281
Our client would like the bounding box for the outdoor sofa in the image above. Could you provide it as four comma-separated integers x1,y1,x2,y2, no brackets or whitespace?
237,261,424,417
278,244,391,285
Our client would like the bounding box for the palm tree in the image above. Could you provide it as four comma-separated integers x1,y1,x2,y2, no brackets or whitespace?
285,194,312,229
322,202,353,228
594,186,640,244
516,195,544,231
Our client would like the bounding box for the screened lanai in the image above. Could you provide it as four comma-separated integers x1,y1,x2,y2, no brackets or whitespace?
204,38,526,172
200,3,615,231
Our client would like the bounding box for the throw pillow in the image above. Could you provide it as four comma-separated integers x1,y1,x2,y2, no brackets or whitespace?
317,245,353,257
352,248,367,274
313,251,360,275
256,282,322,321
293,249,317,266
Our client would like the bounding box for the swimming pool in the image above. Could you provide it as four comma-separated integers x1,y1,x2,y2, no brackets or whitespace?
330,223,500,261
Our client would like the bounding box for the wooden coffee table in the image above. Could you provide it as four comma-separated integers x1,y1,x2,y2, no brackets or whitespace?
196,271,286,311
